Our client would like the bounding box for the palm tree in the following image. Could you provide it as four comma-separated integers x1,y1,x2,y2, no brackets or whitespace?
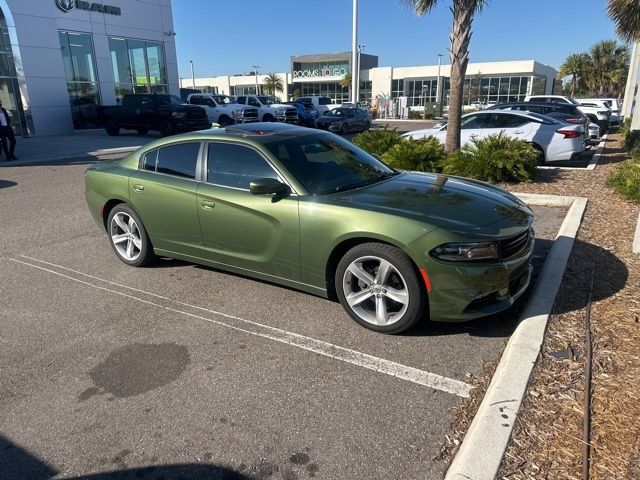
340,73,352,99
585,40,630,96
559,53,588,97
263,73,284,98
401,0,487,153
608,0,640,42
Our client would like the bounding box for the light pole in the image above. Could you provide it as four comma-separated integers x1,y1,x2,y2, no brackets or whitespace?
436,53,443,116
356,44,365,105
189,60,195,89
252,65,260,95
351,0,358,104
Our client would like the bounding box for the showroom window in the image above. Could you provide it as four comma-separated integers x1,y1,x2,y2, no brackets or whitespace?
109,37,167,102
59,31,101,130
295,82,349,104
0,11,27,135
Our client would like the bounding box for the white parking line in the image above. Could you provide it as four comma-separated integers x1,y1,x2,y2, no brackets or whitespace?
10,255,472,398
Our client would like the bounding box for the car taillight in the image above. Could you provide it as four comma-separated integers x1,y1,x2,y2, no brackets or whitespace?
597,110,608,115
556,128,582,139
565,117,583,124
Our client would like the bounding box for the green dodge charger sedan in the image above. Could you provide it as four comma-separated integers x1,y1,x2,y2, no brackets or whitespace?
85,123,534,334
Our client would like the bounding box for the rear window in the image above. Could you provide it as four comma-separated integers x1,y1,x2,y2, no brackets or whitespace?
154,142,200,179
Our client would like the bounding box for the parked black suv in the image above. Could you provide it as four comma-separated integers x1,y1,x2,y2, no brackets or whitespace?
98,94,210,136
486,102,590,141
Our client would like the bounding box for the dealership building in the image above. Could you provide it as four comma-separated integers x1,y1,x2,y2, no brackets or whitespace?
0,0,179,136
183,52,559,110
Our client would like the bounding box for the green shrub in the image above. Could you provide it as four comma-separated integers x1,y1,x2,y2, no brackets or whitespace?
408,110,423,120
624,129,640,153
441,133,538,183
381,137,446,172
424,113,435,120
352,126,402,157
606,156,640,202
619,117,631,143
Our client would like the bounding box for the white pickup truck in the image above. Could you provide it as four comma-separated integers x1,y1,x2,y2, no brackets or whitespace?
235,95,298,123
524,95,611,130
186,93,259,126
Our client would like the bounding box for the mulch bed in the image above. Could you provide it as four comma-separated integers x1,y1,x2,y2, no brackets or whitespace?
437,135,640,479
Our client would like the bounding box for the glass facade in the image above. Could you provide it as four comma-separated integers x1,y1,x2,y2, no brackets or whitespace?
59,31,101,129
0,11,26,136
295,82,350,103
393,75,547,107
230,85,258,95
359,81,372,104
109,37,167,102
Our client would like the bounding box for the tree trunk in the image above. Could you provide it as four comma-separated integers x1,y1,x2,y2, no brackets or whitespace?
570,76,576,97
445,0,476,153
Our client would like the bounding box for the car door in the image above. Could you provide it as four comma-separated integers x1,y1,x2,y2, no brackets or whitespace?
481,112,533,140
196,141,301,281
459,113,490,145
128,141,204,258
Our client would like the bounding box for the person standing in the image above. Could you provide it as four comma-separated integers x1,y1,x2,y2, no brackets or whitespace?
0,100,18,161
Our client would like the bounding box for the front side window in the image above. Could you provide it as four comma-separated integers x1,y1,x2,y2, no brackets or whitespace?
460,114,487,129
486,114,529,129
208,143,279,189
248,97,260,107
154,143,200,179
264,132,395,195
237,96,246,104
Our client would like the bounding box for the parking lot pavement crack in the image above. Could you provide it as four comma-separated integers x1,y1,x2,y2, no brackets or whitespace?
10,255,473,399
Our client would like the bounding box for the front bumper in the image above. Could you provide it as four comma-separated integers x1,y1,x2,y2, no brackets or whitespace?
411,228,535,322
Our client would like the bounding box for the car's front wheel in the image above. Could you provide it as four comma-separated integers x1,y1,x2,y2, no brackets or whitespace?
107,204,155,267
335,243,427,334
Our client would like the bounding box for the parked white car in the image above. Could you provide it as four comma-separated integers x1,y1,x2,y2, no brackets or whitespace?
577,98,621,125
587,122,601,145
402,110,585,163
186,93,259,126
236,95,298,123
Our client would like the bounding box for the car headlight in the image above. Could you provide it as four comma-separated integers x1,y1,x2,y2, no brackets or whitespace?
430,242,500,262
171,112,186,119
275,107,286,114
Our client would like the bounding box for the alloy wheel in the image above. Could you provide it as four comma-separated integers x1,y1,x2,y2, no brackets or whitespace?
342,255,409,326
110,212,142,261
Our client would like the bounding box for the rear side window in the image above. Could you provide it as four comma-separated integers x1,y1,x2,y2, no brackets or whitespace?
460,114,488,129
207,143,279,189
486,113,529,128
319,97,332,105
155,142,201,179
237,96,246,104
143,150,158,171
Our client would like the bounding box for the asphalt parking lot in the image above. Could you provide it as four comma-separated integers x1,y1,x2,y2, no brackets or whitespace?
1,156,568,479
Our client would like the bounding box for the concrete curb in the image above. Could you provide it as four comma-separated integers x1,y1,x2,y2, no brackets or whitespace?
633,213,640,254
445,194,588,480
536,133,607,171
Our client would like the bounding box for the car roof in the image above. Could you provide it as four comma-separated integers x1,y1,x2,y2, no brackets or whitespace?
465,109,557,123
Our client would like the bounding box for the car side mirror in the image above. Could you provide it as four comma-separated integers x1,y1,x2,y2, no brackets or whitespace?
250,178,289,195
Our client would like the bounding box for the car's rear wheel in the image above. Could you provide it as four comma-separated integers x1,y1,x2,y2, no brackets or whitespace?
107,204,155,267
335,243,427,334
532,143,546,165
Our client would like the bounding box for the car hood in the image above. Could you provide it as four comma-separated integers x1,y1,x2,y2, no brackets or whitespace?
402,127,442,138
326,172,533,231
270,103,295,109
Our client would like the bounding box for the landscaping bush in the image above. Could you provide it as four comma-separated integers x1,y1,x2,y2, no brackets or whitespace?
441,133,538,183
424,113,435,120
606,155,640,202
408,110,423,120
352,126,402,157
381,136,445,172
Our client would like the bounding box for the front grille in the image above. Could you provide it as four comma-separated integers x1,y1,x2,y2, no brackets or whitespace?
242,108,259,119
499,229,530,259
284,107,298,121
186,109,207,120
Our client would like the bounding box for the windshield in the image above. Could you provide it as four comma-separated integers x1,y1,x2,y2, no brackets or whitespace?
213,95,233,105
257,95,276,105
264,132,397,195
325,108,351,117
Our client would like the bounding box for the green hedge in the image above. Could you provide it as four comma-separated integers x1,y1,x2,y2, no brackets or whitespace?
352,127,402,157
441,133,538,183
606,155,640,202
381,137,446,173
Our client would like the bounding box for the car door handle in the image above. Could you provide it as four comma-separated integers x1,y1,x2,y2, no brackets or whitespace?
514,130,525,134
132,184,144,192
200,200,215,210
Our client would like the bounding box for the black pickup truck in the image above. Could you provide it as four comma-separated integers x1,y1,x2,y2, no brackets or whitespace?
98,94,210,136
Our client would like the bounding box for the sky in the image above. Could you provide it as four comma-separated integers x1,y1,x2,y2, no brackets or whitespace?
173,0,621,79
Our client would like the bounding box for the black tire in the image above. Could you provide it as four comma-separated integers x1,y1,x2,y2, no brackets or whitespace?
136,128,149,135
160,121,173,136
106,204,155,267
341,123,349,135
363,121,371,131
104,120,120,136
335,242,428,334
532,144,546,165
218,115,233,127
